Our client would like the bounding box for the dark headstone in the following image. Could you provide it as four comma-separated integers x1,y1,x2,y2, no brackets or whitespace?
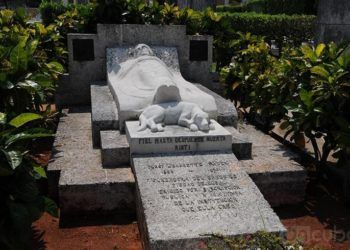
190,40,208,61
73,39,95,61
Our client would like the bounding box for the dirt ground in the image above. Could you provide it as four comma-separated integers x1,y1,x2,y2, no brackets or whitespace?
32,214,141,250
30,134,350,249
276,173,350,249
31,175,350,250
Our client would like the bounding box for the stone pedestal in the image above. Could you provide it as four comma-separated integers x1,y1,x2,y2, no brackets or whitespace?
126,120,232,155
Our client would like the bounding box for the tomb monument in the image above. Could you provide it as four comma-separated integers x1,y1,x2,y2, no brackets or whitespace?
49,24,307,249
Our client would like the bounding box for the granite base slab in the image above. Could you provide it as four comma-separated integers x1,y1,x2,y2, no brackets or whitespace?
132,152,286,249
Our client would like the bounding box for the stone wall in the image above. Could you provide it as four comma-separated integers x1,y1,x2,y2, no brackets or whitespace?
57,24,214,106
316,0,350,43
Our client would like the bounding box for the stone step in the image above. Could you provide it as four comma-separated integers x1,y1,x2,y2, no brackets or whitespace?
225,126,252,159
238,123,307,207
100,130,130,168
91,84,119,148
48,109,135,218
126,120,232,155
131,152,286,249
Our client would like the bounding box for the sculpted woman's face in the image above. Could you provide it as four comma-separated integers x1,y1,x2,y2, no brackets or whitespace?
133,44,154,57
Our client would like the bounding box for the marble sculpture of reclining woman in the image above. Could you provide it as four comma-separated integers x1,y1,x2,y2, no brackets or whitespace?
107,44,218,132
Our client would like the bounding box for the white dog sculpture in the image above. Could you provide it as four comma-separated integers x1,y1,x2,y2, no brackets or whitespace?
138,101,215,133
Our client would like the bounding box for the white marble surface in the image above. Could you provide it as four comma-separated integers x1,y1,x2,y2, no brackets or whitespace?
126,120,232,154
107,44,218,128
138,101,215,132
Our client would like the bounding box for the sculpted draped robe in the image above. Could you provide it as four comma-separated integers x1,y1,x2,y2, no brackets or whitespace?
108,46,217,127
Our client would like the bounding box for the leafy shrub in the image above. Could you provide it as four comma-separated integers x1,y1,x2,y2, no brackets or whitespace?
220,12,316,45
93,0,143,24
0,8,65,114
41,0,197,27
220,33,350,169
280,43,350,167
39,0,71,25
0,9,62,248
92,0,205,27
0,112,57,249
39,0,95,27
39,0,227,32
220,32,280,119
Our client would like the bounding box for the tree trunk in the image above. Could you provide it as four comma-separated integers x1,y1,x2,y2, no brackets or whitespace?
310,137,320,162
318,139,332,175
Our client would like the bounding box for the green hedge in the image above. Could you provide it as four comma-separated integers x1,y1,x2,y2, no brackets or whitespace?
216,5,246,13
246,0,309,15
216,0,318,15
220,12,316,44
